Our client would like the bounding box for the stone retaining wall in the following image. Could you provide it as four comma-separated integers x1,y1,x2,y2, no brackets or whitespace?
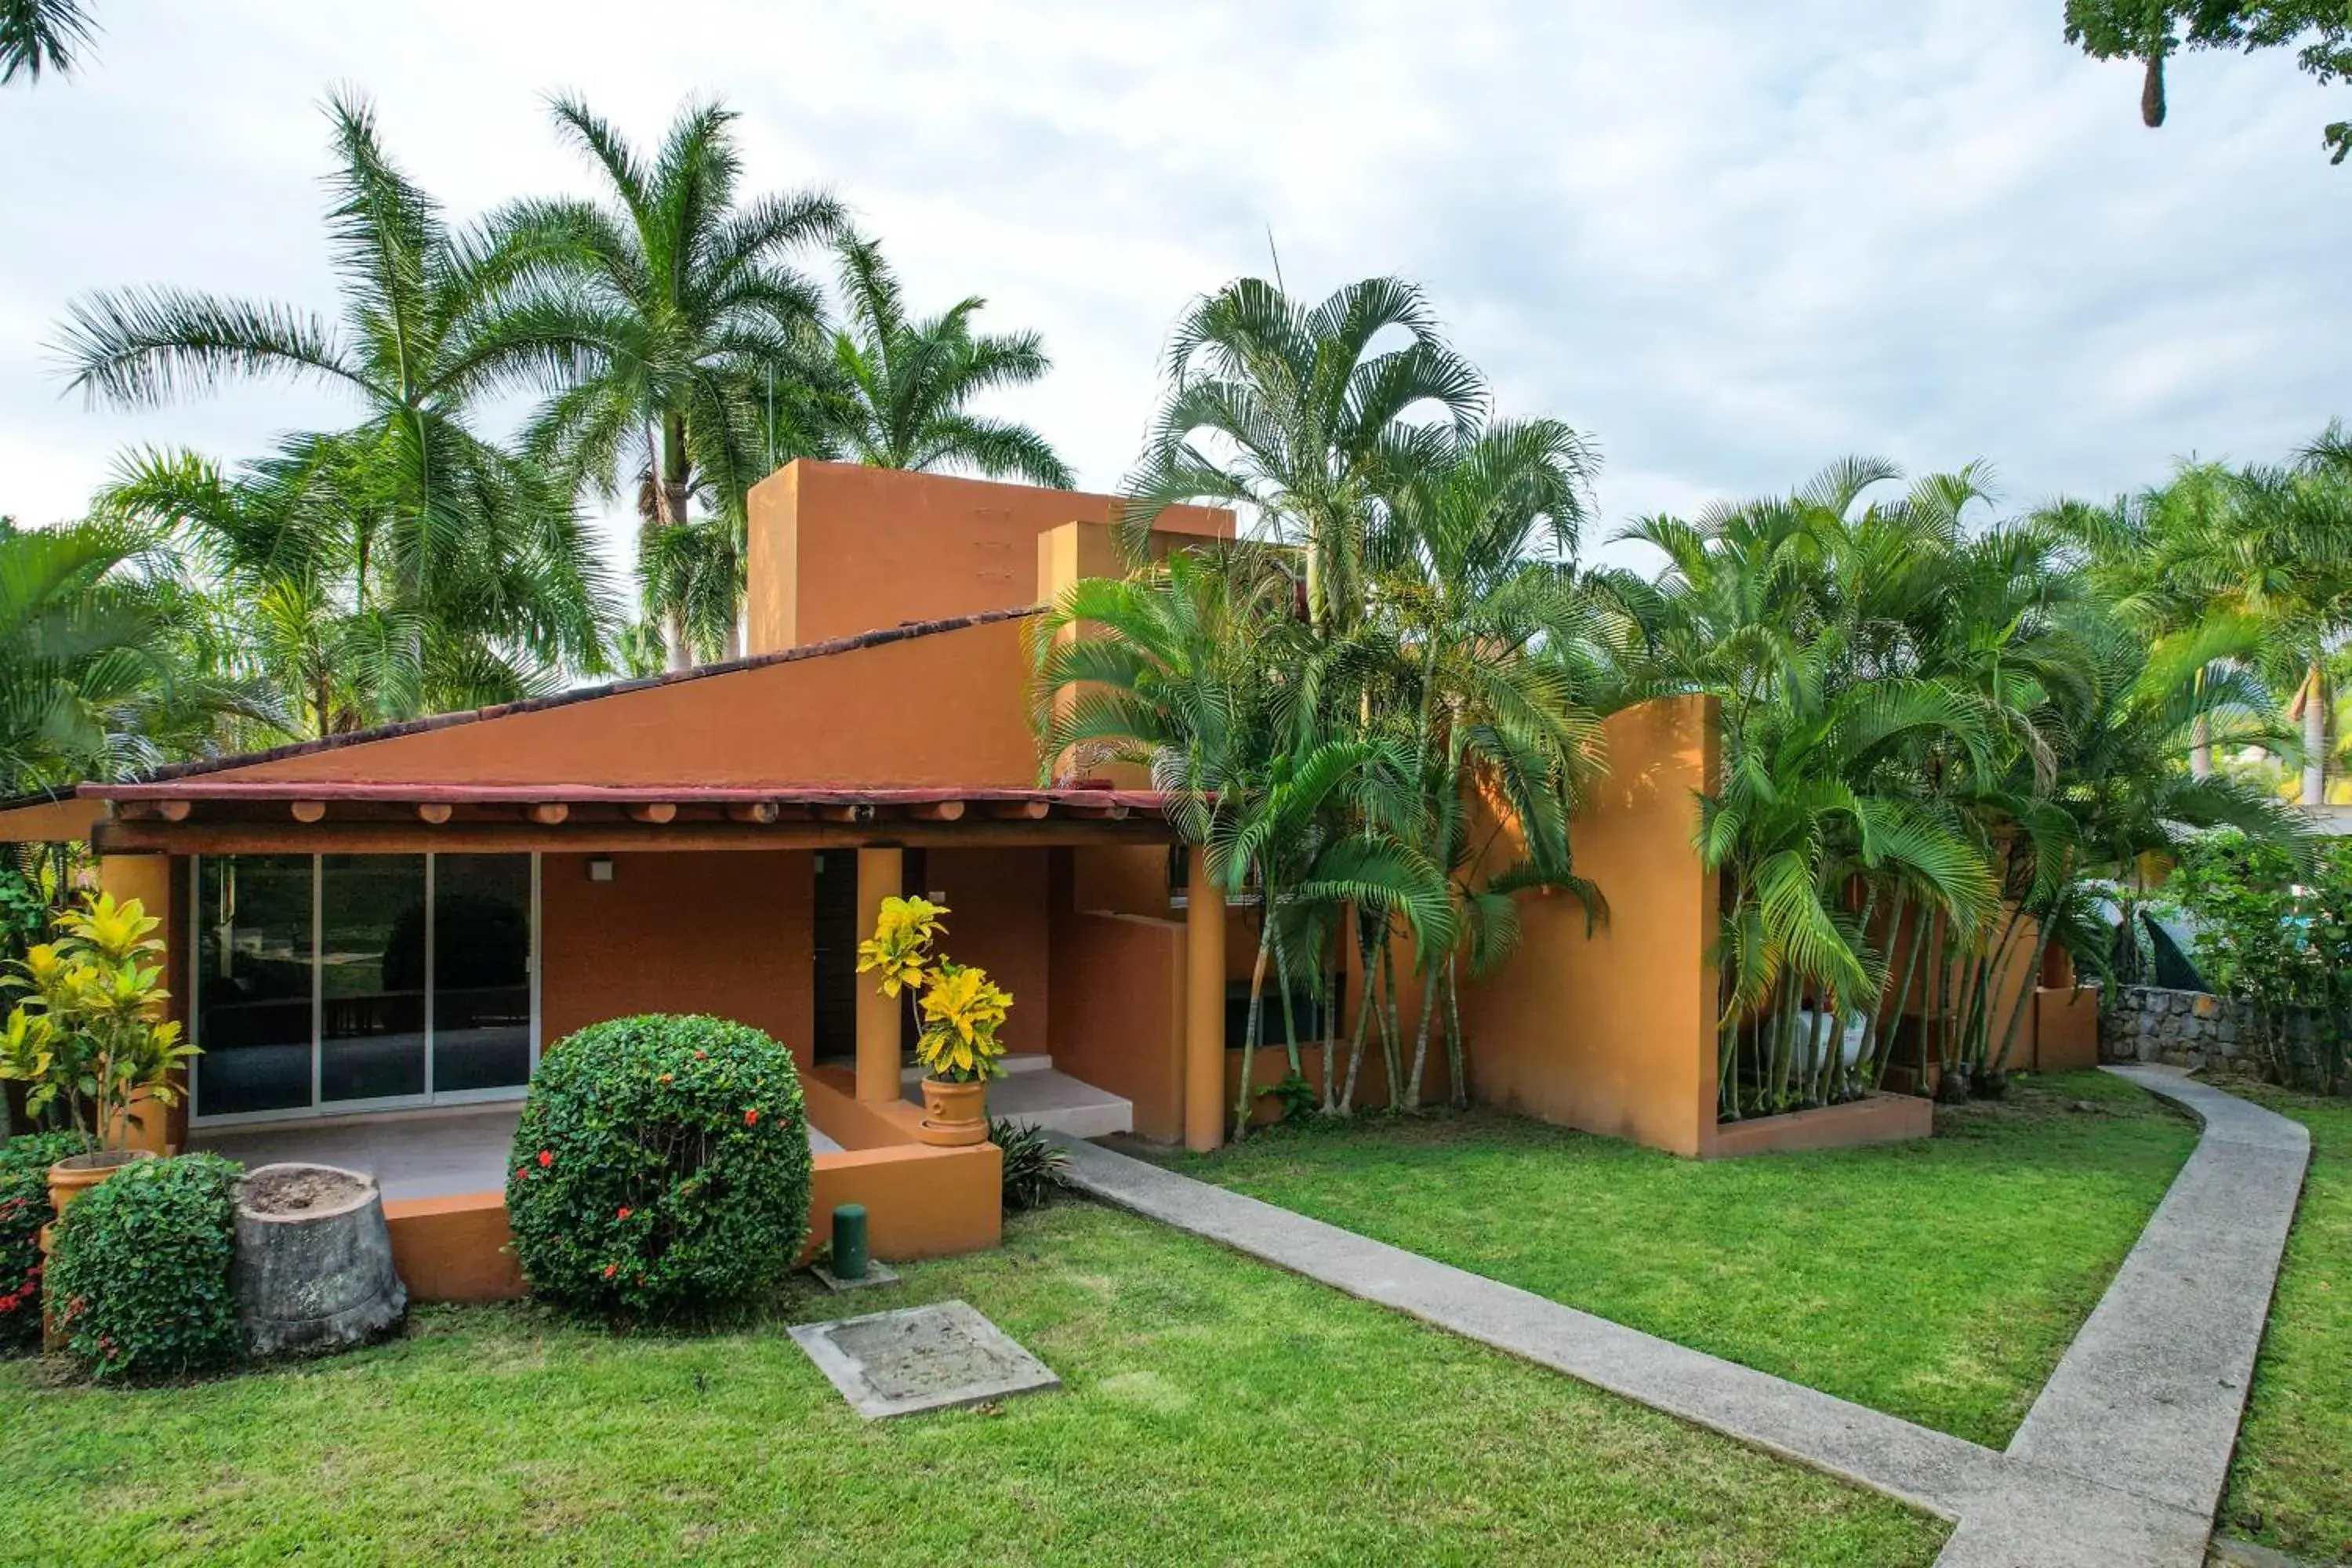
2099,985,2321,1074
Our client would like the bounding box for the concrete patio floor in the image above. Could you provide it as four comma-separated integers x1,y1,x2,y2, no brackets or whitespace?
902,1055,1133,1139
194,1105,845,1201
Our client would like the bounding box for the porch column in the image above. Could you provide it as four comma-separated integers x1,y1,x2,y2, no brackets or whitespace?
97,854,175,1156
855,848,903,1105
1183,845,1226,1152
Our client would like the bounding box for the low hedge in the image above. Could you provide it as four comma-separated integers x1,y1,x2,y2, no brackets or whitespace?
506,1014,812,1315
0,1131,83,1349
48,1153,242,1379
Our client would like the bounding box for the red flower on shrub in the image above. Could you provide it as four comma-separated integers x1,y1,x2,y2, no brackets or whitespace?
694,1050,708,1060
603,1263,618,1279
659,1073,673,1084
616,1207,631,1221
537,1149,554,1168
744,1109,759,1126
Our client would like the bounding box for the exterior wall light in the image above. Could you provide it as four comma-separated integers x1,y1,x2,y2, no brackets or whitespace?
588,857,616,883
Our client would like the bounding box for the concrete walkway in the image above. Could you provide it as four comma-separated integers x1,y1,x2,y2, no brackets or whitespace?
1051,1065,2309,1568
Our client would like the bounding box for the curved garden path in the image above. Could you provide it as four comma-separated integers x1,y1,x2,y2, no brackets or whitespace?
1052,1065,2309,1567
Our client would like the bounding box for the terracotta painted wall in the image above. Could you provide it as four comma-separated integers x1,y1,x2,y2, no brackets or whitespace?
748,460,1231,655
539,851,815,1062
923,847,1051,1058
1047,853,1187,1142
1456,695,1721,1157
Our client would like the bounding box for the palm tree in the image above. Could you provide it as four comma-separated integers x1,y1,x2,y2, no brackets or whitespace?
494,96,842,667
56,93,615,707
822,233,1073,487
96,438,590,736
1030,548,1450,1134
1123,276,1486,633
1367,419,1610,1108
0,0,93,83
0,516,268,791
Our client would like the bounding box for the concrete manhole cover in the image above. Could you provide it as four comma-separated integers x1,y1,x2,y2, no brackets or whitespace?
789,1299,1062,1420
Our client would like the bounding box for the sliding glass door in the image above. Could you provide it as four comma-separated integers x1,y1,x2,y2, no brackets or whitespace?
193,853,537,1124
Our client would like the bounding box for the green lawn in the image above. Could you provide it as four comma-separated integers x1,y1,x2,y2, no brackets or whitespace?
1162,1070,2197,1447
0,1203,1940,1567
2216,1080,2352,1565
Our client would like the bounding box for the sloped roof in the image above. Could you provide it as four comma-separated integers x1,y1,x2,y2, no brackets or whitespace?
122,603,1043,788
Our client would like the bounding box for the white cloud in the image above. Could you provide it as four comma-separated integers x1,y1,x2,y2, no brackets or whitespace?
2,0,2347,586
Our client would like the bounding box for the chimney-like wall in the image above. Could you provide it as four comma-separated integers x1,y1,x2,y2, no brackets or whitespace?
744,459,1231,655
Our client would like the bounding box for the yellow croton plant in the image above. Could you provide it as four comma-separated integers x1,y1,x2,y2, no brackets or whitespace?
855,895,1012,1084
0,892,196,1156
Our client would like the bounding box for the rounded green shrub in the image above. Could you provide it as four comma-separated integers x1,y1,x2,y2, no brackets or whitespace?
0,1130,83,1349
48,1153,241,1379
506,1014,811,1314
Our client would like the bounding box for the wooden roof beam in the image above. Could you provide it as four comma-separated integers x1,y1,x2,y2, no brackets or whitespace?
525,803,569,826
985,800,1052,821
416,803,453,825
902,800,966,822
725,801,780,825
625,802,678,825
290,800,327,824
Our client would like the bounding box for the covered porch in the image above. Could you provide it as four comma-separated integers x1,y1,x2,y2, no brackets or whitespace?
3,771,1244,1298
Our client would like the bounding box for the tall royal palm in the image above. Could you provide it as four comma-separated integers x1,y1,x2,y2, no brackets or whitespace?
1124,276,1486,633
56,93,614,710
500,96,841,667
823,233,1072,487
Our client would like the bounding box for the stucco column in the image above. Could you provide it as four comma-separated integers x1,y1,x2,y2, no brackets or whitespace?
855,848,904,1105
1183,845,1227,1152
97,854,176,1156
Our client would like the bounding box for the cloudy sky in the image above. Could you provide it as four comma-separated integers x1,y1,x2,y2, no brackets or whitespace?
1,0,2344,576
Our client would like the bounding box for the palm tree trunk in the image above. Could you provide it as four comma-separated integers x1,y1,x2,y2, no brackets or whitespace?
1319,920,1343,1113
1233,914,1273,1138
2190,713,2212,780
2303,659,2328,806
1340,941,1379,1115
1803,990,1831,1106
1379,942,1403,1111
1269,894,1304,1080
1403,964,1439,1113
1443,954,1467,1109
1874,892,1926,1089
1718,1007,1741,1120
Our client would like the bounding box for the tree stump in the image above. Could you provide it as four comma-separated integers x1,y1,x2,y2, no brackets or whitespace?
232,1163,406,1356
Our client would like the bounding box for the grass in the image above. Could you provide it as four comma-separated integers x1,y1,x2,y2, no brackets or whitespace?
1160,1069,2197,1447
2214,1078,2352,1565
0,1203,1943,1566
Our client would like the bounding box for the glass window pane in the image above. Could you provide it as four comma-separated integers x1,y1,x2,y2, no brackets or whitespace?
431,855,532,1093
319,855,427,1104
194,855,314,1118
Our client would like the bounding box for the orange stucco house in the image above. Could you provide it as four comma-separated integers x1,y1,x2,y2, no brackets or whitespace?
0,461,2092,1301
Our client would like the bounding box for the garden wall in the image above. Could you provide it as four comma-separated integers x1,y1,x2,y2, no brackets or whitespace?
1457,695,1721,1157
2099,984,2317,1073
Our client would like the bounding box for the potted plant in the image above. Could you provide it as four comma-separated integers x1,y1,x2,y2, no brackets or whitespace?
856,895,1011,1147
0,893,196,1216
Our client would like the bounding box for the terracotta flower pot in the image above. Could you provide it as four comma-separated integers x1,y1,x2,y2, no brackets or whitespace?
46,1148,156,1220
916,1077,989,1147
